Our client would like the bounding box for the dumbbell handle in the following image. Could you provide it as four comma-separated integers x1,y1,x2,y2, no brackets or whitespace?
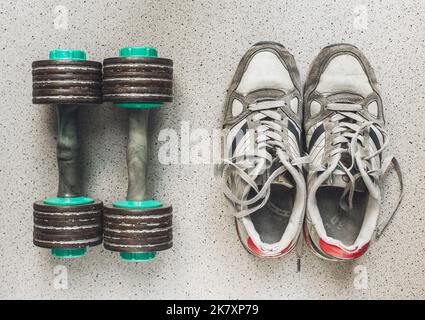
126,108,149,201
56,105,81,197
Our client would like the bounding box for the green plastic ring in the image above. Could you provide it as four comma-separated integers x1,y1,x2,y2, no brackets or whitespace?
120,251,157,262
112,199,163,209
51,248,87,258
43,196,95,206
49,49,86,61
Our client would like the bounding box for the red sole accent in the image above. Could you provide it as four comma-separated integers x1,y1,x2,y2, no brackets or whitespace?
247,237,292,257
319,239,369,259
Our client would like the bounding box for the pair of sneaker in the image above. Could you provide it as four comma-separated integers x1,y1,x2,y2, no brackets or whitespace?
222,42,403,261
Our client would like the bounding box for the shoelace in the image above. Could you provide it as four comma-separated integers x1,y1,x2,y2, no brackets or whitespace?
297,106,404,239
222,100,302,218
327,111,387,210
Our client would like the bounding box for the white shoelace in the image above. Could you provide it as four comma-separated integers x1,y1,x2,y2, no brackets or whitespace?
222,100,302,218
298,108,404,238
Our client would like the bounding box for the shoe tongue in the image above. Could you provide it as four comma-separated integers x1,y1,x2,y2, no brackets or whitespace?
322,172,367,192
323,150,366,192
263,159,295,189
340,152,352,168
272,172,294,188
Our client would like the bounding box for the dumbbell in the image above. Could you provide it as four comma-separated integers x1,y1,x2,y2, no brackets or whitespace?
102,47,173,261
32,49,103,258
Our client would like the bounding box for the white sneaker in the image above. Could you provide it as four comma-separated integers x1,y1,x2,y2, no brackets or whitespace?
303,44,403,260
222,42,306,258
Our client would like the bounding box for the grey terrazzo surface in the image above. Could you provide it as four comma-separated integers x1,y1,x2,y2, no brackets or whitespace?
0,0,424,299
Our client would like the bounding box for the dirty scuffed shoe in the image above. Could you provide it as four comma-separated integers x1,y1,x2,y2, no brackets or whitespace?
222,42,306,258
303,43,403,261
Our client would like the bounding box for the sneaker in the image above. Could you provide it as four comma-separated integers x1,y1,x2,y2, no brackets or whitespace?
303,43,403,260
222,42,306,258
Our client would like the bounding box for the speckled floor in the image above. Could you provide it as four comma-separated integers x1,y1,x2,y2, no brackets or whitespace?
0,0,424,299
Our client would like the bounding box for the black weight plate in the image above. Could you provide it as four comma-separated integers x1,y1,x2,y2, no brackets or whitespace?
103,215,172,225
102,79,172,88
103,57,172,67
32,60,103,104
33,88,101,96
33,200,103,249
34,238,102,249
32,68,102,76
102,95,172,103
103,241,173,253
34,222,101,234
34,212,102,221
34,230,101,241
33,73,102,82
103,213,172,221
102,204,173,252
33,96,102,104
32,59,102,69
102,86,172,95
33,81,102,89
103,233,172,246
104,228,172,240
34,217,102,228
103,219,172,230
103,66,172,75
103,70,173,80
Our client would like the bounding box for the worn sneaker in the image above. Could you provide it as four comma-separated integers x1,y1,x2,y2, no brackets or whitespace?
303,43,403,260
221,42,306,258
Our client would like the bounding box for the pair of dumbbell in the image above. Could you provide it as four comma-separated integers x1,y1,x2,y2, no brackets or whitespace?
32,47,173,261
